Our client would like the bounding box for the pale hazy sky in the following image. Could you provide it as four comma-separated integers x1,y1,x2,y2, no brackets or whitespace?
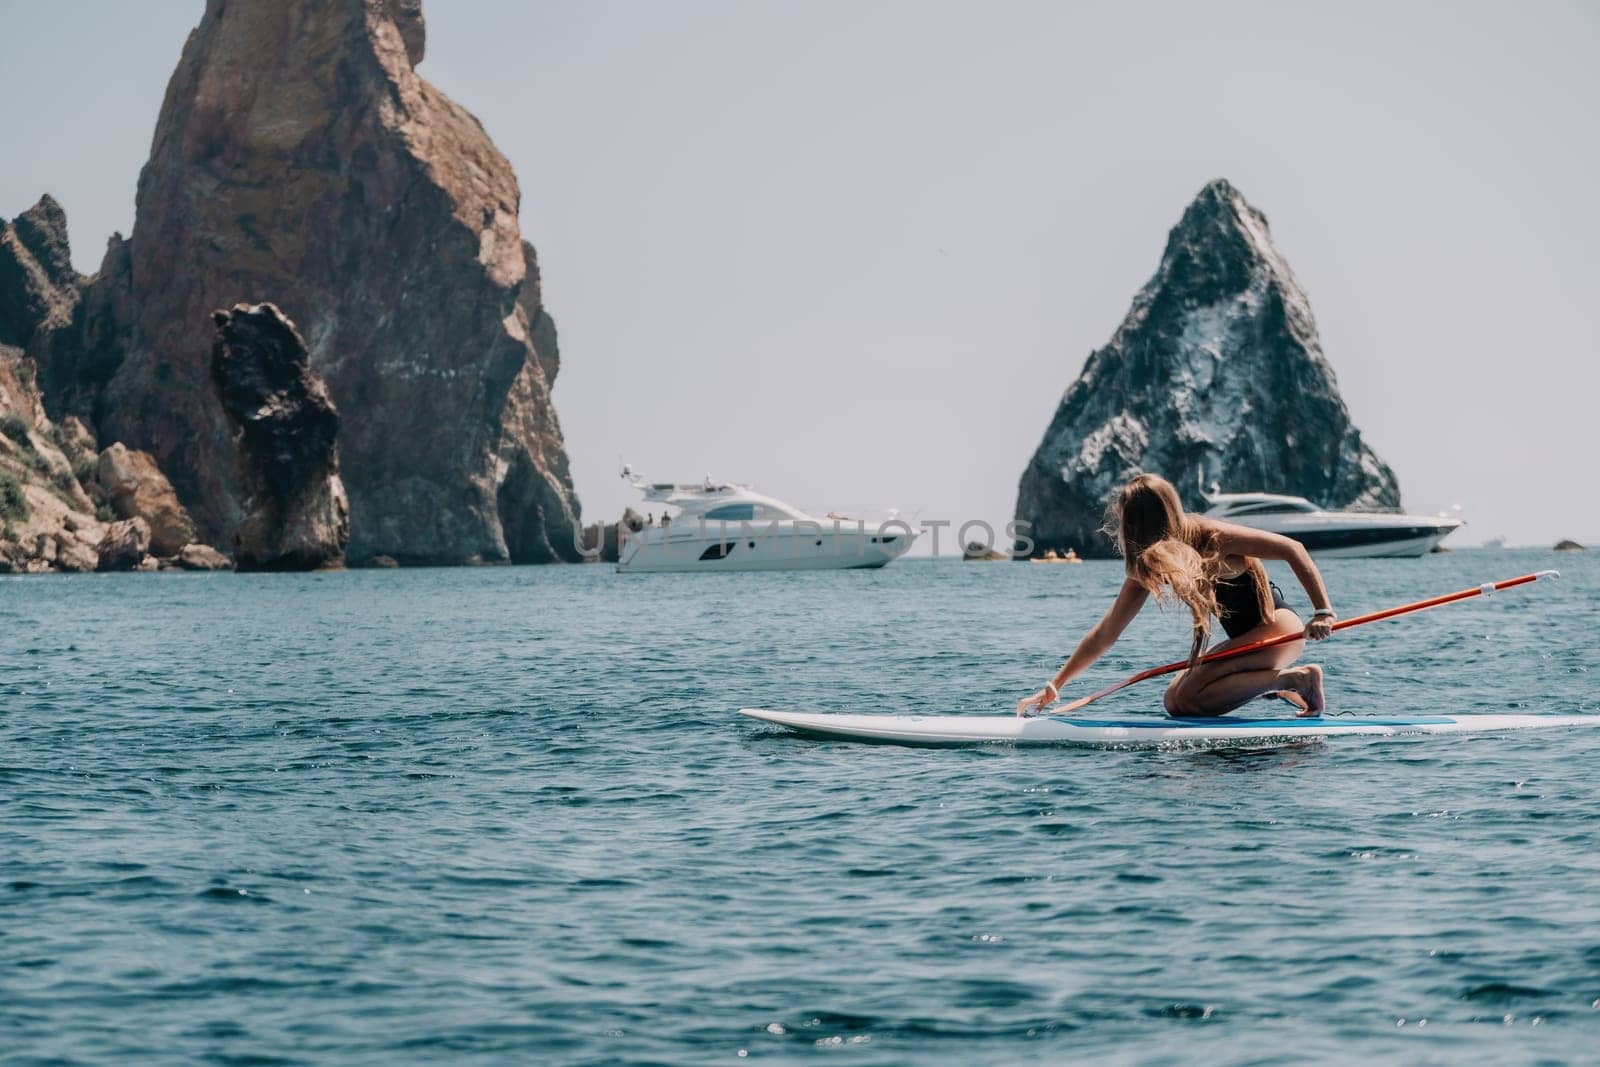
4,1,1596,547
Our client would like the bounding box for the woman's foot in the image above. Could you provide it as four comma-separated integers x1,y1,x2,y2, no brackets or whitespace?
1260,689,1311,715
1280,664,1325,716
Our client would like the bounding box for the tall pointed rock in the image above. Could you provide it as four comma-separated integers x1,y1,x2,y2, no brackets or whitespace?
1014,180,1400,558
55,0,581,563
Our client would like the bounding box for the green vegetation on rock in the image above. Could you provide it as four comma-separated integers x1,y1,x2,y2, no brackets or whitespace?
0,473,30,522
0,413,31,444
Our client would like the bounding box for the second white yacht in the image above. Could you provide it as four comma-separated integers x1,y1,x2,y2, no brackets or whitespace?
615,468,915,573
1202,490,1462,558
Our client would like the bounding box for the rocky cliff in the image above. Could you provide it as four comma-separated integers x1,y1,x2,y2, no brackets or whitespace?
2,199,104,573
1,199,221,573
1015,180,1401,558
212,303,349,570
0,196,80,350
45,0,581,565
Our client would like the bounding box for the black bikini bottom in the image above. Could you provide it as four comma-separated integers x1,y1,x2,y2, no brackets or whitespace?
1218,581,1289,640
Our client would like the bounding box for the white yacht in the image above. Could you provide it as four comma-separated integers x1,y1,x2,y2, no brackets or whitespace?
615,468,915,573
1202,491,1462,558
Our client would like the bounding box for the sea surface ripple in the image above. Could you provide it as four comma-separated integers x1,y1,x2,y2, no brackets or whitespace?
2,549,1597,1064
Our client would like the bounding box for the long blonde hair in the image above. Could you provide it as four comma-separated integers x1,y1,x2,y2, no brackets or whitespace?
1105,473,1272,667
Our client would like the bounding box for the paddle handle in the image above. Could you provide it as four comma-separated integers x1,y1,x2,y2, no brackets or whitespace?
1048,570,1558,715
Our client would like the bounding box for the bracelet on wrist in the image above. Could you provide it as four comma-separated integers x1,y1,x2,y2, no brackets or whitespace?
1312,608,1336,619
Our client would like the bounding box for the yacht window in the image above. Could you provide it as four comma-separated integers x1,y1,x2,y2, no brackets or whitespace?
1231,502,1314,515
698,542,736,561
705,504,755,521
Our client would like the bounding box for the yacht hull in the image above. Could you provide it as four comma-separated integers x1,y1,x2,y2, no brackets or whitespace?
616,526,912,573
1246,521,1458,558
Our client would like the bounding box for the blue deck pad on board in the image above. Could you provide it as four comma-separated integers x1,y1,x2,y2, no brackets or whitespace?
1046,715,1459,729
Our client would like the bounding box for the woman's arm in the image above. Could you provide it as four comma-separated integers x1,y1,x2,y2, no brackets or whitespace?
1207,520,1335,639
1017,579,1149,716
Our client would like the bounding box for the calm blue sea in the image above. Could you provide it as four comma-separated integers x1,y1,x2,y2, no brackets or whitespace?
3,548,1597,1064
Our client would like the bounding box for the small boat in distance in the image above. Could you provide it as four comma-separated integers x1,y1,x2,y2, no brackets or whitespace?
1202,490,1461,558
616,467,915,573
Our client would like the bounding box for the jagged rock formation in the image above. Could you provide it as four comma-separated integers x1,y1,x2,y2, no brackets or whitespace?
0,195,81,349
96,443,198,556
1,199,107,573
211,303,348,571
1015,180,1401,558
0,404,105,574
42,0,581,565
97,517,152,572
1,198,228,574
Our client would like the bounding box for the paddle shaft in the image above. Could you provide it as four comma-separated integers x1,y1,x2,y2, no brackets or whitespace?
1050,571,1558,714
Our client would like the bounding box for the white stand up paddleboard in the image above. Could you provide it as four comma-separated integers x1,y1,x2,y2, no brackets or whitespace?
738,708,1600,747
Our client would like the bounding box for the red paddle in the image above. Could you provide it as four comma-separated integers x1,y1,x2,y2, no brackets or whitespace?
1040,570,1560,716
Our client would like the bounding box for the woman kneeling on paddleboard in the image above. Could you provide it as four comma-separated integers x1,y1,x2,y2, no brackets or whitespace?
1018,473,1335,718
